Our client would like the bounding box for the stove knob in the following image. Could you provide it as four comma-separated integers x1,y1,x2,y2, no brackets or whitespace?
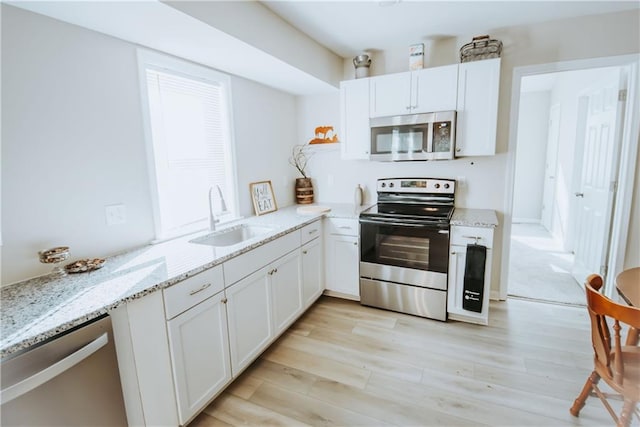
444,183,450,189
434,183,440,189
389,182,394,188
381,183,386,188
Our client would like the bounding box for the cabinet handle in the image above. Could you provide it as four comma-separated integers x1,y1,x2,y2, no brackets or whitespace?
308,229,318,235
274,268,278,274
338,226,352,229
302,250,308,255
456,148,461,152
189,283,211,296
221,297,228,304
353,242,358,246
268,269,274,276
461,235,483,245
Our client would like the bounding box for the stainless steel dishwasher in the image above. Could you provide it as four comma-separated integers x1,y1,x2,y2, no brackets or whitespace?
1,314,128,426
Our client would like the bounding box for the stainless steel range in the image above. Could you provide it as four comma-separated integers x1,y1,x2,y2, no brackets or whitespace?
359,177,455,321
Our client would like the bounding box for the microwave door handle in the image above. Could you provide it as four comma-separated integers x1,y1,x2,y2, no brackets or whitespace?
426,121,433,153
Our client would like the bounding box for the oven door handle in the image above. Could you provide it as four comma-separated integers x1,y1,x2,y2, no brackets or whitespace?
359,218,449,232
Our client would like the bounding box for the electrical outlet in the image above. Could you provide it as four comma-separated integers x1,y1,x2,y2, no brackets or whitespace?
105,204,126,226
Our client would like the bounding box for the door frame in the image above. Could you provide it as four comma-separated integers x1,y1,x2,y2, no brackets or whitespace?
500,54,640,300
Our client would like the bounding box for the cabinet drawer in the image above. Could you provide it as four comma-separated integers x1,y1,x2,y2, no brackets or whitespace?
300,220,323,245
450,226,494,249
326,218,359,236
224,231,300,286
163,265,224,320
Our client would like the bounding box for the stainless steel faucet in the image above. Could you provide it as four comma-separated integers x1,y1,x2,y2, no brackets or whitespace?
208,185,228,231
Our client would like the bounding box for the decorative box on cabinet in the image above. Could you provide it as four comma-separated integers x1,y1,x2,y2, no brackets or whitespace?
455,58,501,156
340,78,370,160
369,64,458,118
447,225,494,325
324,217,360,299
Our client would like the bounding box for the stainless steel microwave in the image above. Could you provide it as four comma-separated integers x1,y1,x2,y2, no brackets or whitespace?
370,111,456,161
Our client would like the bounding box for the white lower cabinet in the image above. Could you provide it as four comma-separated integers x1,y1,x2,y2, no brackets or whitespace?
225,266,273,377
113,224,324,426
447,225,494,325
270,250,303,335
301,237,323,308
325,218,360,299
167,293,231,424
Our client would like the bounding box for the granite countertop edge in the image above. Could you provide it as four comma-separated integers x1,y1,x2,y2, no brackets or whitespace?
1,203,368,358
451,208,499,228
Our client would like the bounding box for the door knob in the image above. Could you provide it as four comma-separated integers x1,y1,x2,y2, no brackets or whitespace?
575,192,584,198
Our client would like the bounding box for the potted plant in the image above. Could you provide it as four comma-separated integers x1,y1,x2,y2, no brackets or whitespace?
289,144,314,204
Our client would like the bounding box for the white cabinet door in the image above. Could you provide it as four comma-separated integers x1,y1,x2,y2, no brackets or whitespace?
226,267,272,376
456,58,500,156
411,64,458,114
270,250,302,335
340,79,371,160
301,237,323,308
326,235,360,298
447,225,494,325
370,72,412,118
166,294,231,424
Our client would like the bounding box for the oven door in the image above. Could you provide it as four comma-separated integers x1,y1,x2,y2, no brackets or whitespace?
359,216,450,290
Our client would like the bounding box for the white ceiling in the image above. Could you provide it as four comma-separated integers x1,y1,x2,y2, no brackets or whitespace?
262,1,640,58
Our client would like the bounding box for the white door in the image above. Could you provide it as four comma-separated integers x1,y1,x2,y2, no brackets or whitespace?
270,250,302,335
541,104,561,233
166,294,231,424
327,235,360,297
301,238,323,307
225,267,272,376
571,70,624,285
370,72,411,117
411,64,458,113
340,78,371,160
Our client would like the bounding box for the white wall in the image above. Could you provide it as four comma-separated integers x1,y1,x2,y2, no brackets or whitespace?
512,91,551,222
1,6,298,284
313,9,639,295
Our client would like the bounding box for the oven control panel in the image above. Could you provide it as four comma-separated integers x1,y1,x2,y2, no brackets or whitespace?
377,178,455,194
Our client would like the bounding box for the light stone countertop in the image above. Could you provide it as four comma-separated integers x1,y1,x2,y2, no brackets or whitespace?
451,208,499,228
1,203,369,358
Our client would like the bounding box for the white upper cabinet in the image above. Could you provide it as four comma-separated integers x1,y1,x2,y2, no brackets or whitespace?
411,64,458,114
455,58,501,156
369,64,458,118
340,78,371,160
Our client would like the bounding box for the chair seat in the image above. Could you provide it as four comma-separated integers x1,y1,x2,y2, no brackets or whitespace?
611,346,640,399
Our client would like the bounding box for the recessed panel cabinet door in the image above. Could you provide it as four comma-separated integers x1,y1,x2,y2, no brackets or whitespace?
370,72,412,118
456,58,500,156
270,250,302,335
327,235,360,297
225,267,272,376
166,294,231,424
301,238,323,307
411,64,458,114
340,78,371,160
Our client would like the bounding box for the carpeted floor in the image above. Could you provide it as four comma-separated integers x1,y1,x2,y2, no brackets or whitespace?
508,223,585,306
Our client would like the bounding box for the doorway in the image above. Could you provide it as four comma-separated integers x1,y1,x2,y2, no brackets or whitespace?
501,54,639,303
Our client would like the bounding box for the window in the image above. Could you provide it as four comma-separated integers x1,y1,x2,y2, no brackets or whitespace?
138,51,237,240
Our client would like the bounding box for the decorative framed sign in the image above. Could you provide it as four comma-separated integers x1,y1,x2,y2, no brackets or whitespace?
250,180,277,216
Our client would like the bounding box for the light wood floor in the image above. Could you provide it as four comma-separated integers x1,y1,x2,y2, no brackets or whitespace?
190,296,617,426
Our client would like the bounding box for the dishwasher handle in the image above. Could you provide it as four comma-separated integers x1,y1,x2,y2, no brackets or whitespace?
0,332,109,404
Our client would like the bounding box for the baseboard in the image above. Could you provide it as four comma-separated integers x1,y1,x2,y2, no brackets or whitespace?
323,289,360,301
512,218,541,224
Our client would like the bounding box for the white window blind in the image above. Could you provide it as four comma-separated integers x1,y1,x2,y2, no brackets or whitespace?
143,64,236,239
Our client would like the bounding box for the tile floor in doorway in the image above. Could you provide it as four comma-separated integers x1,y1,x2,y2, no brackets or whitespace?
508,223,585,305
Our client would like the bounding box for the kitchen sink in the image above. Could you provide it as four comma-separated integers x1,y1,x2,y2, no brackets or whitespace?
189,224,274,247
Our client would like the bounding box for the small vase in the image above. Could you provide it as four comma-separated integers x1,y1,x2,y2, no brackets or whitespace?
354,184,363,206
295,178,314,204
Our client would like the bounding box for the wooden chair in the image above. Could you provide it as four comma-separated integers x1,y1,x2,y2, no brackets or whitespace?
570,274,640,426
